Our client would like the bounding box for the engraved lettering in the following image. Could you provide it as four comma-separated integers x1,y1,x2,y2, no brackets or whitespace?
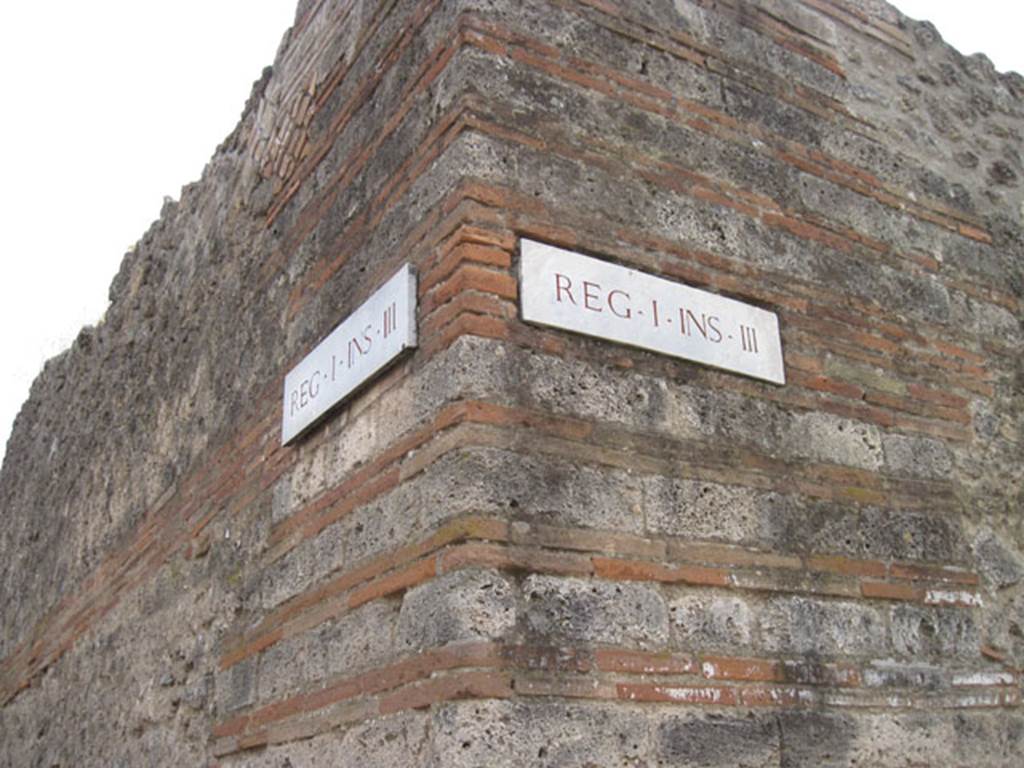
518,240,784,388
347,337,363,368
608,289,632,319
707,315,723,343
282,263,417,445
382,301,397,338
555,273,576,304
347,325,375,368
740,324,759,354
685,309,708,340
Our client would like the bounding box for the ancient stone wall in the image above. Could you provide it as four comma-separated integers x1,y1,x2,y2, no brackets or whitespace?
1,1,1022,765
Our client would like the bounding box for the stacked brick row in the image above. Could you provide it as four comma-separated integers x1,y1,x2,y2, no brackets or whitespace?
1,0,1022,765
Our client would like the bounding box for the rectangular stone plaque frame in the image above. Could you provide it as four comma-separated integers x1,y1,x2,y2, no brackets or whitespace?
519,239,785,385
282,263,417,444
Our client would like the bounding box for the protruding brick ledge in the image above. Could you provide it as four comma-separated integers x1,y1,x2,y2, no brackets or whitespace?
210,639,1020,756
220,513,984,672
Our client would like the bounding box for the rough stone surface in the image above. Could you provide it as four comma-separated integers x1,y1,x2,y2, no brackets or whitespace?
668,593,755,650
657,713,780,767
522,575,670,649
890,604,981,659
882,433,954,479
397,569,517,651
975,526,1024,589
1,0,1022,764
430,700,655,768
760,597,888,656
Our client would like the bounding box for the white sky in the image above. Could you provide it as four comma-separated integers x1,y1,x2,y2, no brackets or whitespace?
0,1,1021,465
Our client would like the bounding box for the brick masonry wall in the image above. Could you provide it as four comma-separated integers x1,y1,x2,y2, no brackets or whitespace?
1,1,1022,765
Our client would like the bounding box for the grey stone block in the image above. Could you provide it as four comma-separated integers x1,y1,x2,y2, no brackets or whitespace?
882,433,953,479
337,711,431,768
260,534,317,610
522,575,669,648
782,412,883,471
841,713,954,768
778,712,858,768
974,526,1024,589
890,604,980,659
767,502,967,562
981,592,1024,668
656,713,780,767
257,633,311,704
271,478,292,525
215,656,256,715
429,699,653,768
951,711,1024,767
416,447,645,535
340,492,422,570
227,712,429,768
518,349,702,439
314,599,398,679
760,596,887,656
644,476,768,544
859,508,966,563
397,569,516,652
668,593,754,650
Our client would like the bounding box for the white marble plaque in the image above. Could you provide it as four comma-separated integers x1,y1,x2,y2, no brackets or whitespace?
282,264,417,444
520,239,785,384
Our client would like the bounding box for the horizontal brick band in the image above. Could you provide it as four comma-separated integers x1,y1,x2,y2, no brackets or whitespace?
211,638,1019,756
221,512,982,671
